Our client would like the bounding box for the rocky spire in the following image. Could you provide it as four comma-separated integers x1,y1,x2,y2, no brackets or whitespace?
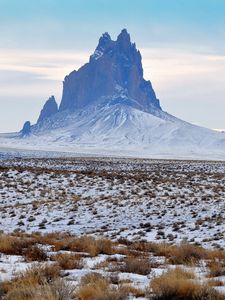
37,96,58,124
58,29,161,113
116,29,132,51
21,121,31,137
90,32,114,61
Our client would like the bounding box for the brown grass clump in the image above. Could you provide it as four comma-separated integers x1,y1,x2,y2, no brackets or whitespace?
156,243,206,265
53,235,114,257
128,241,159,254
207,249,225,260
0,264,74,300
207,279,224,287
0,234,34,256
125,241,208,265
121,256,152,275
167,267,196,280
1,263,61,294
26,232,114,257
4,278,74,300
24,245,48,262
52,253,83,270
120,285,145,297
123,240,225,263
76,272,128,300
207,261,225,278
149,268,224,300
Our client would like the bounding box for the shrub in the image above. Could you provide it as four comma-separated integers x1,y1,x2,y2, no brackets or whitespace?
52,253,83,269
0,234,34,256
149,268,224,300
121,256,152,275
24,245,48,262
159,243,206,265
207,261,225,278
76,272,128,300
53,236,114,257
1,264,68,300
4,278,74,300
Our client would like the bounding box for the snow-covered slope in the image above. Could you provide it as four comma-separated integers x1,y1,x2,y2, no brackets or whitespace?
1,102,225,159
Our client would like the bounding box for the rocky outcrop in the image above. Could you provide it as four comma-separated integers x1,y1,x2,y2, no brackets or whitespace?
21,121,31,136
37,96,58,124
59,29,161,113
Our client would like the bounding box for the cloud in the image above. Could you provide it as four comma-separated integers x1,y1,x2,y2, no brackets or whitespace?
141,48,225,130
0,49,89,81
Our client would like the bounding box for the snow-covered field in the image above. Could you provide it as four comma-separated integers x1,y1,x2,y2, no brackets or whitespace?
1,156,225,247
1,156,225,299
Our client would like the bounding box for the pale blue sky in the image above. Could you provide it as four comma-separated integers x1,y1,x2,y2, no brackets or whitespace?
0,0,225,132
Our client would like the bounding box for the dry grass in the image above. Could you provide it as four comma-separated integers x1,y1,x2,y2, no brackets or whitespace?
119,285,145,297
52,252,83,270
75,272,128,300
52,235,114,257
207,249,225,260
4,278,74,300
1,231,225,300
149,268,225,300
0,234,35,256
120,256,152,275
0,232,115,257
24,245,48,262
207,261,225,278
156,243,206,265
33,232,114,257
207,279,224,287
120,240,209,265
0,264,73,300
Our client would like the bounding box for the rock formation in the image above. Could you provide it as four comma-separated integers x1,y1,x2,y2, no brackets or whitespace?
59,29,161,113
37,96,58,124
21,121,31,136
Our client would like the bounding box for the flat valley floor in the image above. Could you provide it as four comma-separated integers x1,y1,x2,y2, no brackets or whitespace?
1,157,225,248
1,156,225,299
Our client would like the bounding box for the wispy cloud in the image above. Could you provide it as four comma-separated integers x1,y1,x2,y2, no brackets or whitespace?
0,49,89,81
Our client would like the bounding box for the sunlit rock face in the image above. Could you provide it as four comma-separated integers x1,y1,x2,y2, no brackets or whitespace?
59,29,161,113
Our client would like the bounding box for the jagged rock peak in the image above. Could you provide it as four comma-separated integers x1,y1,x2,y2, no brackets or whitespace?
58,29,161,113
117,28,131,47
100,32,112,43
91,32,113,61
91,29,135,61
37,96,58,124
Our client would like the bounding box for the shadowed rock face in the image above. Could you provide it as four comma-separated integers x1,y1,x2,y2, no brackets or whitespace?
21,121,31,136
59,29,161,113
37,96,58,124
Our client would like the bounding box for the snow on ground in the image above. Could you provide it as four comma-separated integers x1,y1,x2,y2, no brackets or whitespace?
1,103,225,161
1,156,225,249
1,156,225,298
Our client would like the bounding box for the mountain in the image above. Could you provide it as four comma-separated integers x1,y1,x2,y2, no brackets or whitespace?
0,29,225,160
59,29,160,114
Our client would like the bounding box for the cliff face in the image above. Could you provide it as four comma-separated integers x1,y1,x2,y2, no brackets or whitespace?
37,96,58,124
59,29,161,113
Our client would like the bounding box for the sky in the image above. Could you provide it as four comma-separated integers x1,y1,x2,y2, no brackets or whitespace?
0,0,225,132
